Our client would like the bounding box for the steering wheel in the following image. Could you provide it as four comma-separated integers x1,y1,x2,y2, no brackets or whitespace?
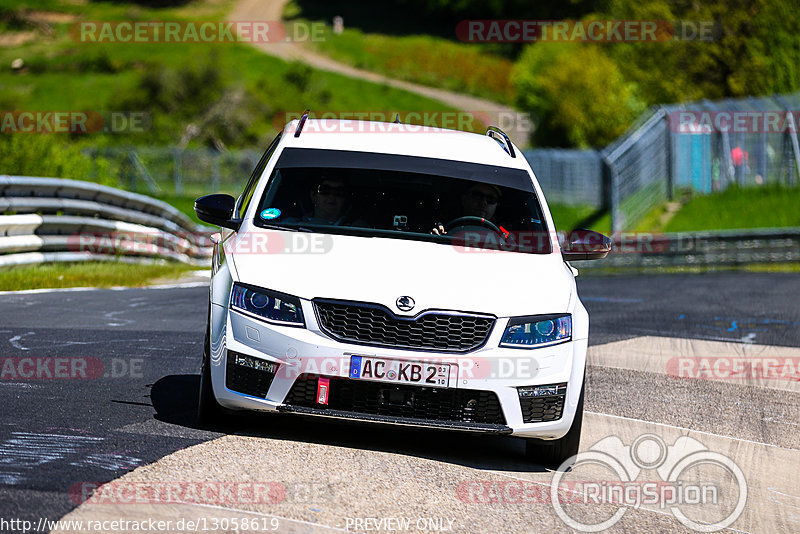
444,216,502,234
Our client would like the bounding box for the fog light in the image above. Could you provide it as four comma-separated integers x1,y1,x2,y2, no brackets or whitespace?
233,352,277,374
517,383,567,398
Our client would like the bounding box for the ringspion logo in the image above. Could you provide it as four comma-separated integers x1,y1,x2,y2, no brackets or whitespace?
550,434,747,531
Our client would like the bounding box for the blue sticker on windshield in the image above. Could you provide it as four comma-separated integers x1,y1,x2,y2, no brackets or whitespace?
261,208,281,220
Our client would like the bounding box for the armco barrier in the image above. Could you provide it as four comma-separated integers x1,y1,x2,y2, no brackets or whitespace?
0,176,214,267
573,227,800,270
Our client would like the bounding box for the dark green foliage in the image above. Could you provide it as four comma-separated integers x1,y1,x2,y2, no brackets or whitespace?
118,52,269,149
0,135,114,184
512,0,800,147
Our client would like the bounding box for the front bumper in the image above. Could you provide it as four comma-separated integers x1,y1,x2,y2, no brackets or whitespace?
209,301,587,439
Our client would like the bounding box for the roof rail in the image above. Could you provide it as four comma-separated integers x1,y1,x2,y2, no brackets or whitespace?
486,126,516,158
294,109,310,138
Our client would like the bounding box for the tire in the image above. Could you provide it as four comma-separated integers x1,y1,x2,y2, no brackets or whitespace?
524,378,585,471
196,313,225,426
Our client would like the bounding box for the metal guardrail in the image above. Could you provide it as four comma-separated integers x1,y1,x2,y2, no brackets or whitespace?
573,228,800,270
0,176,214,267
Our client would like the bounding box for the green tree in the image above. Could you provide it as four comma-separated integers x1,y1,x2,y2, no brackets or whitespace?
513,42,644,147
604,0,800,101
0,135,113,185
512,0,800,147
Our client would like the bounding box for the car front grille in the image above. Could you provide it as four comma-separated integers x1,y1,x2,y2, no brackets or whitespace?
518,384,567,423
313,300,495,352
225,351,276,398
284,374,506,425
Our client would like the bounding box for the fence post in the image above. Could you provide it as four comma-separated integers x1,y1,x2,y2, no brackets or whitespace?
211,150,220,192
662,106,674,200
776,95,800,186
127,149,138,192
603,156,621,233
173,148,183,195
749,97,768,183
788,116,800,187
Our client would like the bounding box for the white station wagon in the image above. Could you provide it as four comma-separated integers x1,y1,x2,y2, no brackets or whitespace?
195,115,610,468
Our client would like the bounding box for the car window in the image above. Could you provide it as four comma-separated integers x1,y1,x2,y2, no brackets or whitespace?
253,150,552,254
236,133,281,220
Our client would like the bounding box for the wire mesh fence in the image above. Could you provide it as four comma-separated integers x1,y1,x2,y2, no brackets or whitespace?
523,91,800,232
84,146,262,197
665,93,800,194
84,90,800,232
522,149,604,208
604,107,671,232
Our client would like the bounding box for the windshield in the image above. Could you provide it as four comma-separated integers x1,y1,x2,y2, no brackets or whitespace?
253,149,552,254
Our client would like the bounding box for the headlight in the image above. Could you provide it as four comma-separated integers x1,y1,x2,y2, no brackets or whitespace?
230,283,305,327
500,314,571,348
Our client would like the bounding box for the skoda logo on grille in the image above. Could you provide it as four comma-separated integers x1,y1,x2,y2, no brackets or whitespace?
396,296,415,312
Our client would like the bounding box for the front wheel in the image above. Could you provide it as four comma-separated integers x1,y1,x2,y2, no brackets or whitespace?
196,317,225,426
524,378,585,471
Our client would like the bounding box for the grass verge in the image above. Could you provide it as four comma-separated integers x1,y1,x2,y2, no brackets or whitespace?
665,184,800,232
547,203,598,233
0,0,459,149
0,261,200,291
287,17,515,104
584,183,800,234
156,194,203,224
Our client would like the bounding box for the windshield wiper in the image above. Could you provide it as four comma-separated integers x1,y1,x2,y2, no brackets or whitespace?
259,223,313,232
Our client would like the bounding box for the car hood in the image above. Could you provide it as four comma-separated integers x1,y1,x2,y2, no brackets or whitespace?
228,229,574,318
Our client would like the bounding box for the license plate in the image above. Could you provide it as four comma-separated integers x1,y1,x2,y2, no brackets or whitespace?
349,356,450,387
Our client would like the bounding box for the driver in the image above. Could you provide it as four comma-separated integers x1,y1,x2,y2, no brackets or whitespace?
284,177,351,225
283,177,370,227
431,183,501,235
309,178,349,224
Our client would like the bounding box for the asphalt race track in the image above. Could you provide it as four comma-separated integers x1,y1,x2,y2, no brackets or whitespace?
0,272,798,533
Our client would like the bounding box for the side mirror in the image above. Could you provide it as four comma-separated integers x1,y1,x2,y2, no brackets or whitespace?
194,194,241,231
561,229,612,261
